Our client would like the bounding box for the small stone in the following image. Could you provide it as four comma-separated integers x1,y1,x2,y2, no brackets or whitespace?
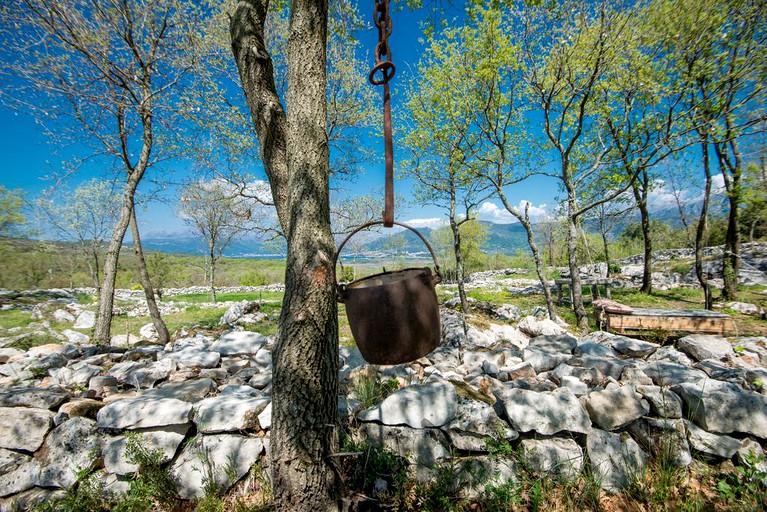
685,420,742,459
73,311,96,329
583,386,649,431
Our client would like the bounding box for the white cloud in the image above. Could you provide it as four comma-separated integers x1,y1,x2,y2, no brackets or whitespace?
403,217,448,230
476,201,550,223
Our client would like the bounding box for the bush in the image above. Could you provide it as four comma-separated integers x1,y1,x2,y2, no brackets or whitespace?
240,270,268,287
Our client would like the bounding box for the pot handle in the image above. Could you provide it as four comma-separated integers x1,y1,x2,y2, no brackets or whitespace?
334,220,442,280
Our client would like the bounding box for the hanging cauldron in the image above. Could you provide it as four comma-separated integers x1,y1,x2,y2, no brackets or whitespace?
335,221,442,365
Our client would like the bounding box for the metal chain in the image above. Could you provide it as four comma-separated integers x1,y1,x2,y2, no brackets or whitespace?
369,0,395,227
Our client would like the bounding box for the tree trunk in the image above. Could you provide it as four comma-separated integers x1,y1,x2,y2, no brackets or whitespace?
209,246,218,304
521,215,556,320
567,209,588,332
451,218,470,321
231,0,341,509
129,209,169,344
93,177,143,343
632,171,653,294
695,138,713,310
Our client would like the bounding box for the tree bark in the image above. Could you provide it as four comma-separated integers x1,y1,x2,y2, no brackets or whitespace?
232,0,339,509
93,177,143,343
208,245,218,304
129,208,170,344
632,170,653,294
695,138,713,310
567,195,589,331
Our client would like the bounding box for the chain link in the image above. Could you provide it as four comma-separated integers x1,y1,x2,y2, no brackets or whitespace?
369,0,395,227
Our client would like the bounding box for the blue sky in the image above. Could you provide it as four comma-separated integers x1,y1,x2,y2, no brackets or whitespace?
1,1,668,238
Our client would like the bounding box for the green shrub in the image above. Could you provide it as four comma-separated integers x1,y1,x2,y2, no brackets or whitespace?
240,270,268,287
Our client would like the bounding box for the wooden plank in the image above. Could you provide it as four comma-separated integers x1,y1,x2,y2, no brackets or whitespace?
598,307,735,335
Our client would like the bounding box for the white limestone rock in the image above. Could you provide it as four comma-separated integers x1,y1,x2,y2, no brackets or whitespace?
357,379,457,428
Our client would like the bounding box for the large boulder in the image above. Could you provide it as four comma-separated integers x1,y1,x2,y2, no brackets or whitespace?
677,334,735,362
685,421,742,459
674,383,767,438
442,397,518,452
103,424,190,475
357,379,457,428
210,331,267,356
517,316,567,337
520,437,583,481
193,395,270,433
97,397,193,430
587,429,647,492
35,417,104,488
171,434,266,499
0,407,54,451
0,387,69,410
0,449,39,498
359,423,451,468
494,387,591,436
583,386,650,431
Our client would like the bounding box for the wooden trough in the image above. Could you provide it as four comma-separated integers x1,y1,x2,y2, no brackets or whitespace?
595,304,736,335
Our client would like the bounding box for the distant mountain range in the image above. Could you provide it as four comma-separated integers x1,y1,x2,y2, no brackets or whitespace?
140,196,728,259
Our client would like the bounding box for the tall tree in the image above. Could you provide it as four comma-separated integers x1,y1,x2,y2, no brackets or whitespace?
178,179,252,303
231,0,339,508
654,0,767,300
36,179,120,294
400,8,496,323
520,1,634,330
1,0,204,343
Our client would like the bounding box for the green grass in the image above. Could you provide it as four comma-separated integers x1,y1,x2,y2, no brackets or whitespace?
0,308,37,329
165,291,284,304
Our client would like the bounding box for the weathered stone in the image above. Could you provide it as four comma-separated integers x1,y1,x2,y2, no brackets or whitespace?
552,364,602,387
575,342,618,358
677,334,735,362
583,386,649,431
494,387,591,435
73,310,96,329
193,395,270,433
641,361,709,387
608,336,659,358
219,384,261,397
726,302,761,316
482,360,499,377
674,382,767,437
0,348,24,364
97,397,192,430
59,399,105,419
171,434,265,499
626,418,691,467
569,356,629,381
357,379,457,428
253,348,272,371
528,334,578,354
61,329,89,344
219,301,261,326
0,387,69,410
450,456,518,498
359,423,451,467
523,349,570,373
517,316,567,337
124,345,164,361
685,420,742,458
107,359,174,388
0,488,65,511
210,331,267,356
505,361,537,381
258,401,272,430
636,386,683,419
620,366,654,386
646,345,692,365
35,417,104,488
103,424,190,475
141,378,216,403
49,363,101,388
162,347,220,369
520,437,583,480
443,397,517,452
0,448,39,497
0,407,54,451
89,375,118,395
587,429,647,492
248,371,272,390
558,375,589,396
